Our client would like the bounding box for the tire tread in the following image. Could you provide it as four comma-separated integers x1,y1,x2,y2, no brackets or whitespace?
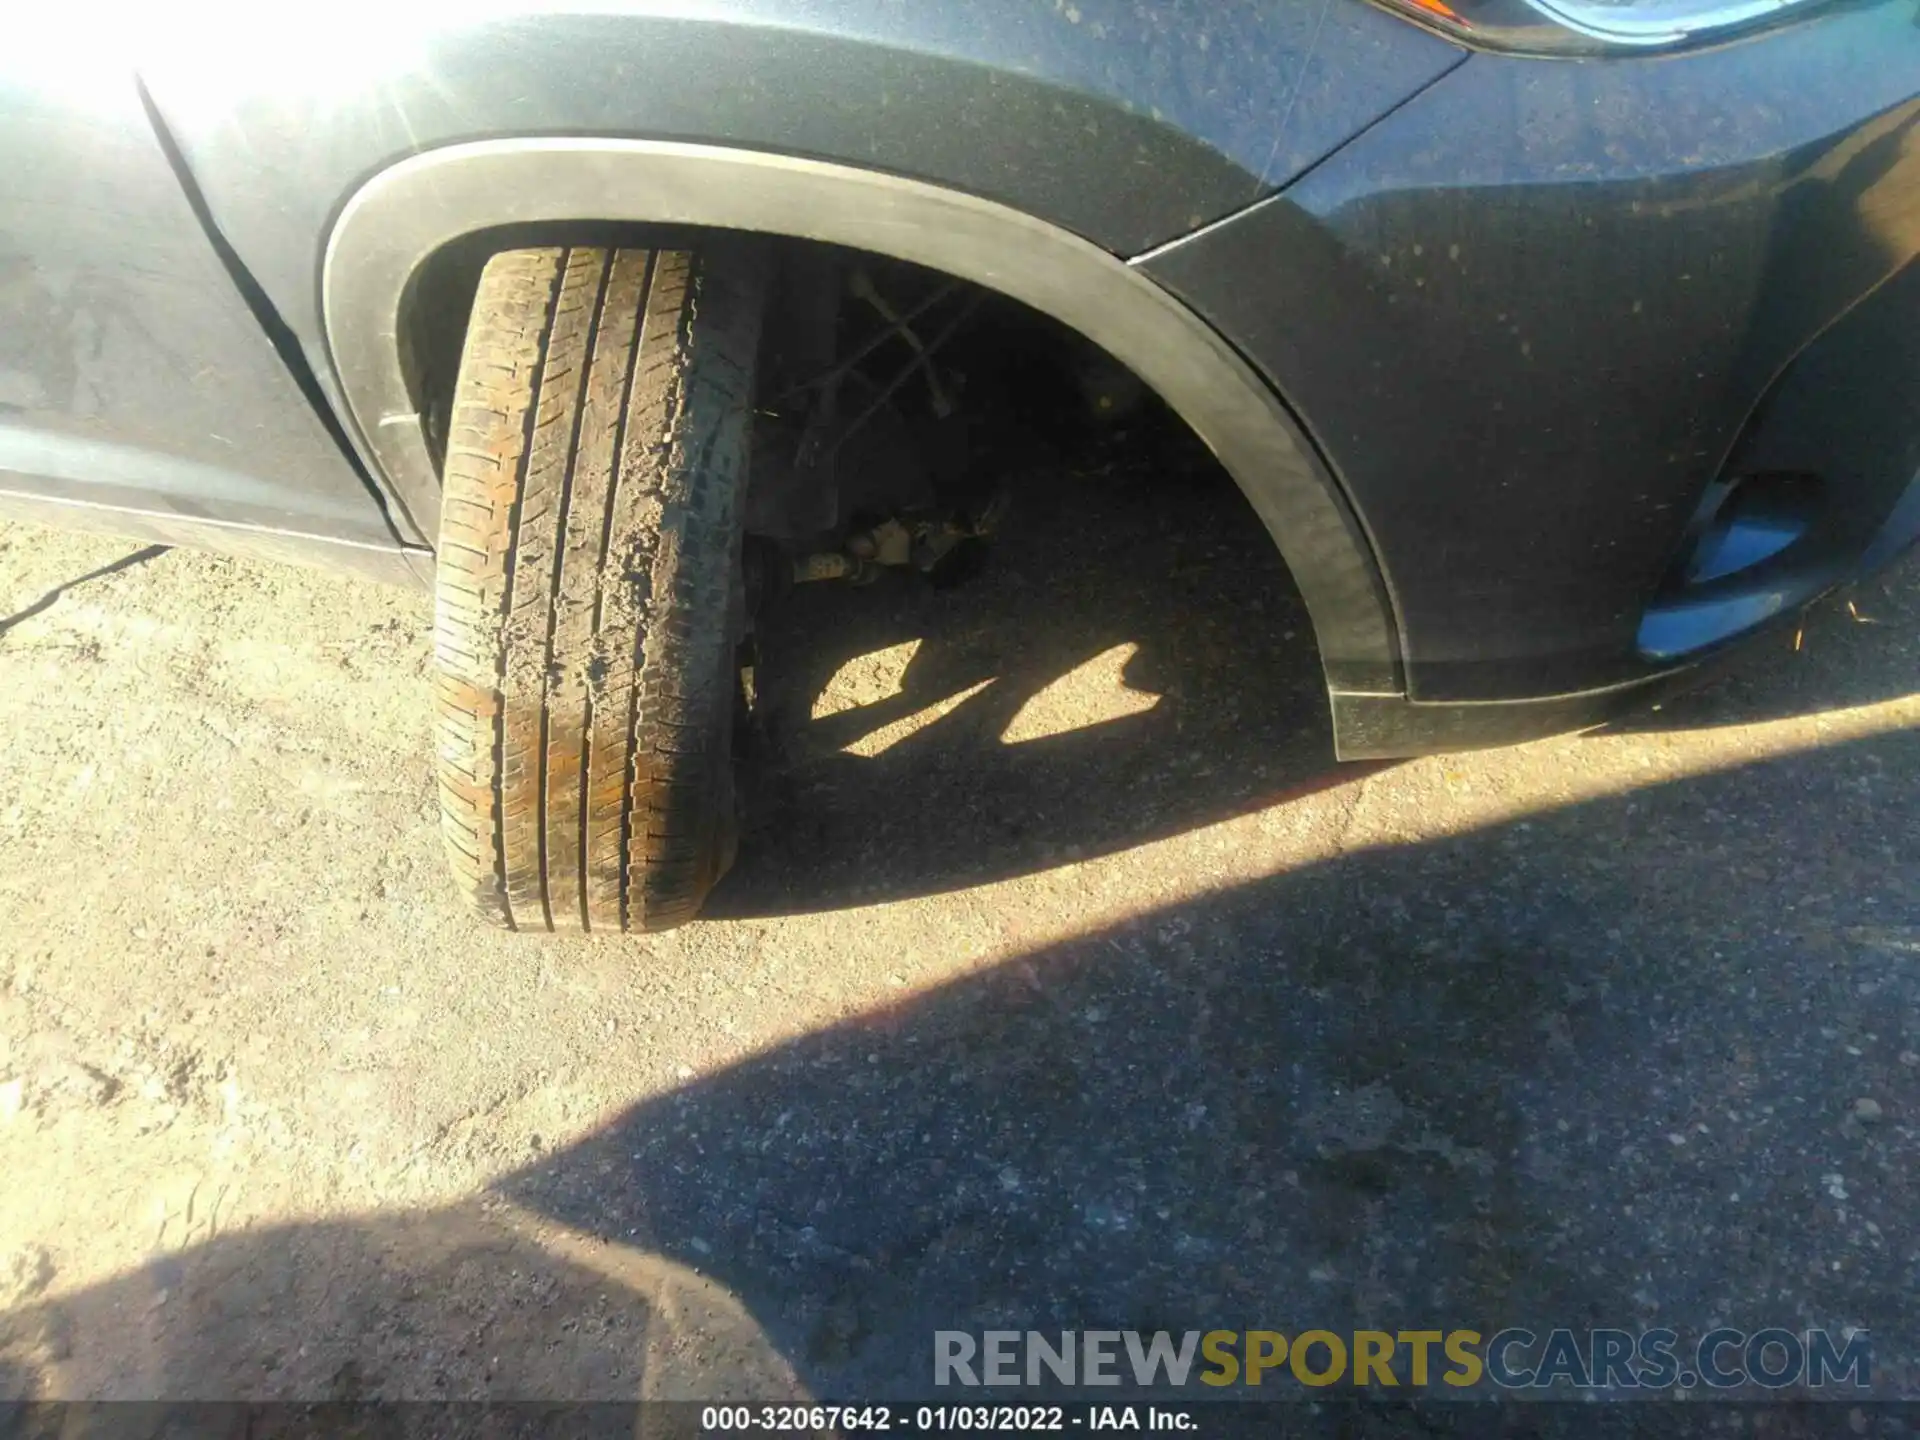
431,243,762,932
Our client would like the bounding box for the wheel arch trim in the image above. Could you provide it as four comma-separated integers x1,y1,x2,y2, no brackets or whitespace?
320,137,1402,695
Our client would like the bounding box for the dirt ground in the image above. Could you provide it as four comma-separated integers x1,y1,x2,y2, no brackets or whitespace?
0,454,1916,1407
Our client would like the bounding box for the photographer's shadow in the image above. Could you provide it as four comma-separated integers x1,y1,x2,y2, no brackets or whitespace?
4,724,1915,1414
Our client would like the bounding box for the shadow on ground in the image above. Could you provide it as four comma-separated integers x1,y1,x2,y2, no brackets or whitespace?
0,545,168,639
712,434,1343,918
4,717,1915,1408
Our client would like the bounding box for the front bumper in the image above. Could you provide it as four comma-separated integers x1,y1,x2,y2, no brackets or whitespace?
1142,1,1920,752
1333,463,1920,760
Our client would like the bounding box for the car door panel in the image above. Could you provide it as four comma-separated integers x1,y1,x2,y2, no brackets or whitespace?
0,48,409,558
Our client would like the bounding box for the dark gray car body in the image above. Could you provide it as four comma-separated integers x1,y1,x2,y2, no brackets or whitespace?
4,1,1918,755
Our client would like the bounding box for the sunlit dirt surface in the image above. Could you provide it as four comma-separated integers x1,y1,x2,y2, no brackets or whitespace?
0,455,1916,1402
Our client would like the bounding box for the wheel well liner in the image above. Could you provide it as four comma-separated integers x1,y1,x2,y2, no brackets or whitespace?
320,138,1402,696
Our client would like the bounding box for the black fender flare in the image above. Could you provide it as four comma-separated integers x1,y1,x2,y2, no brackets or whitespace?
321,137,1403,699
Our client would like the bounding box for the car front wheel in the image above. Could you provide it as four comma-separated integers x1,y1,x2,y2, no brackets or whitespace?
431,242,765,932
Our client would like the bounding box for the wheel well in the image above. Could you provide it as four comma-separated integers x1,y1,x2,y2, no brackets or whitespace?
323,138,1403,695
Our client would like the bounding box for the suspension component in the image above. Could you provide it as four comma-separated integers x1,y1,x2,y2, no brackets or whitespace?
791,491,1010,587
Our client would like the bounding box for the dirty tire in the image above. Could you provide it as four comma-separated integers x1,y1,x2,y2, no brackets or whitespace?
433,244,765,932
